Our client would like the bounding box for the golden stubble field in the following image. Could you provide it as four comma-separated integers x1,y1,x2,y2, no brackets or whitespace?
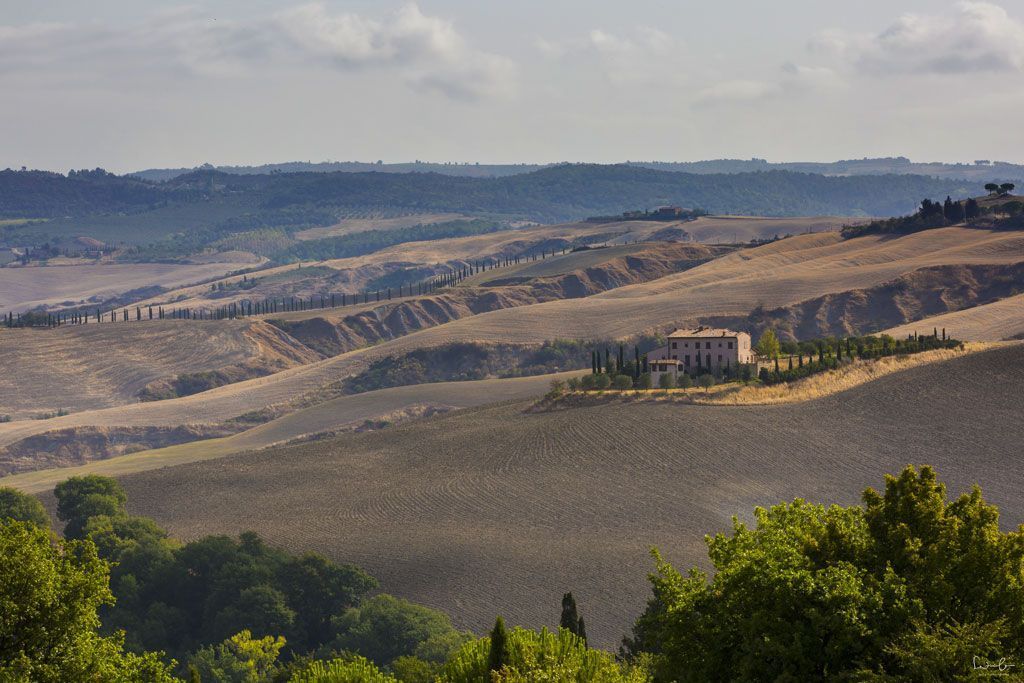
112,345,1024,649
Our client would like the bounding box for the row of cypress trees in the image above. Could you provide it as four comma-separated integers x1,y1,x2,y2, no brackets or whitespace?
3,247,579,328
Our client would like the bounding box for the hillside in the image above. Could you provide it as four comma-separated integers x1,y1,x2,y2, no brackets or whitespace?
111,345,1024,648
1,166,977,234
0,320,319,419
132,157,1024,185
1,227,1019,465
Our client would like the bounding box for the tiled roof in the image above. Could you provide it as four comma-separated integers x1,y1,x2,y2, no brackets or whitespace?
668,327,747,338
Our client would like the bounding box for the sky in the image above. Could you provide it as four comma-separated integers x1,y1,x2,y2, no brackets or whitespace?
2,0,1024,173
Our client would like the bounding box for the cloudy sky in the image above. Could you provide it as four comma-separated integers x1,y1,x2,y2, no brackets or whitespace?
3,0,1024,172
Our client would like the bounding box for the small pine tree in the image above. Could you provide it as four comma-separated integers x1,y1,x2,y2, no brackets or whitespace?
488,617,509,673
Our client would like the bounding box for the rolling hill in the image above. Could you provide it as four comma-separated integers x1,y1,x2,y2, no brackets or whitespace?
106,344,1024,648
1,227,1020,469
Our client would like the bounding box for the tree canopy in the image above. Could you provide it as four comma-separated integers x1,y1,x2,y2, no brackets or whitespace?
627,465,1024,681
0,520,176,682
0,487,49,527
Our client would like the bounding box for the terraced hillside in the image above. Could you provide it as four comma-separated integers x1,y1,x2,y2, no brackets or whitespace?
114,345,1024,649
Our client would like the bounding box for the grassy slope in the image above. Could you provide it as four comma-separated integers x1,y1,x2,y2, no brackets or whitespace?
110,345,1024,648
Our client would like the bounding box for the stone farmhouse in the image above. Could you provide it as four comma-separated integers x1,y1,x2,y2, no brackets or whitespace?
648,326,754,384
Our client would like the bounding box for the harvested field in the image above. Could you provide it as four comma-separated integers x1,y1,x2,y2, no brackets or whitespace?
885,293,1024,341
294,213,471,240
115,345,1024,649
681,215,858,243
0,261,248,312
3,228,1019,461
2,371,583,492
0,320,319,418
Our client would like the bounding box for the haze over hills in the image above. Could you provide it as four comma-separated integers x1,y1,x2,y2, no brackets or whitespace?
130,157,1024,185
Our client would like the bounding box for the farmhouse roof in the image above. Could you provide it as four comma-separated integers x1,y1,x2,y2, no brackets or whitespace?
667,326,747,338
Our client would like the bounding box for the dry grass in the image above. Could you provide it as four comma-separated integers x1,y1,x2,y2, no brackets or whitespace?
699,344,999,405
884,294,1024,342
111,345,1024,649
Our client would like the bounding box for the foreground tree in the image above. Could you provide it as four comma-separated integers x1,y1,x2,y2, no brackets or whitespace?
0,521,175,682
444,625,648,682
628,466,1024,682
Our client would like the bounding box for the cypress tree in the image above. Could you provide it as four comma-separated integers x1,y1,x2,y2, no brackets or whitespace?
618,345,625,375
487,617,509,673
560,593,580,635
634,346,640,379
577,617,587,647
604,348,610,374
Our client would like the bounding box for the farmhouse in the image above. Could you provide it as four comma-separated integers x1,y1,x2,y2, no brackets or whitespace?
648,326,753,384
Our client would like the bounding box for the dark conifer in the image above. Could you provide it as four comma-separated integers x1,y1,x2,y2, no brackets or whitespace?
488,617,509,673
560,593,580,634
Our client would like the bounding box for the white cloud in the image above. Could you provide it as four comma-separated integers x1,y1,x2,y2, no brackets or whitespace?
811,1,1024,75
536,26,683,86
0,3,515,101
692,79,782,107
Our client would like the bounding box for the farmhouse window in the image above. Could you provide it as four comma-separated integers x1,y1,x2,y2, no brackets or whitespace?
672,342,677,349
685,355,690,366
718,355,723,362
728,342,734,349
705,342,711,349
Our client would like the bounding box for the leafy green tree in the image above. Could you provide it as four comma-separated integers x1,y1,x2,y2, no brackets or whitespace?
612,375,633,390
188,630,285,683
0,521,176,682
290,655,398,683
697,374,716,393
0,487,49,527
54,475,128,539
389,655,436,683
676,373,693,389
657,373,674,390
985,182,1000,194
331,594,466,667
629,466,1024,682
755,329,781,360
443,626,648,682
637,373,652,390
998,183,1015,196
594,374,611,390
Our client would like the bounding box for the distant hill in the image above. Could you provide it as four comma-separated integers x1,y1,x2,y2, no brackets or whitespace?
131,157,1024,184
2,164,979,224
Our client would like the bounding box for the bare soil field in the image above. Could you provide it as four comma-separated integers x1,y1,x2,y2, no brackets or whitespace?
294,213,471,240
0,261,249,312
2,371,583,493
113,345,1024,649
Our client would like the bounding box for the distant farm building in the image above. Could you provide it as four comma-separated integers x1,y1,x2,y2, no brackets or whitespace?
648,326,753,383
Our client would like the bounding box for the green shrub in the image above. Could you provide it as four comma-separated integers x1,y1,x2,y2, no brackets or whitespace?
290,655,398,682
657,373,675,390
439,626,649,683
594,374,611,390
612,375,633,390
